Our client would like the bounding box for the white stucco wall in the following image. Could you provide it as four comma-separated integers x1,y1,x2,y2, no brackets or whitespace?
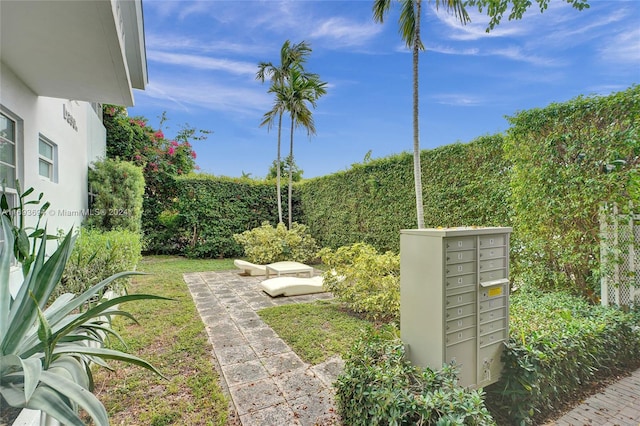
1,62,105,234
1,61,106,292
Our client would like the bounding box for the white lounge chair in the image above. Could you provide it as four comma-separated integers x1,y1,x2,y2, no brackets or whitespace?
234,260,314,277
259,275,325,297
234,259,267,276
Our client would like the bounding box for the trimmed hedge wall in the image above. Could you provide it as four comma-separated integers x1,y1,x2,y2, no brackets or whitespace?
300,134,511,252
137,86,637,298
174,175,302,258
506,85,639,294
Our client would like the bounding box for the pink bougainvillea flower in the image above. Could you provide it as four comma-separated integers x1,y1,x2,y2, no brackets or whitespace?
168,146,176,156
154,130,164,140
171,140,179,147
190,151,197,159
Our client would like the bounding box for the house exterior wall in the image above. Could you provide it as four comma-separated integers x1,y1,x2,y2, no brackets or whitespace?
2,61,106,233
2,62,106,293
1,0,144,298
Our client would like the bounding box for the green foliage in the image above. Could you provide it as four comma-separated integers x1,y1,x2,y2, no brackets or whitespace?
319,243,400,321
87,158,144,233
102,105,208,253
300,135,511,252
233,221,318,264
103,105,202,177
487,289,640,424
505,85,640,296
0,183,56,276
175,175,298,258
335,325,495,425
266,154,303,182
58,228,142,298
465,0,590,32
0,192,167,426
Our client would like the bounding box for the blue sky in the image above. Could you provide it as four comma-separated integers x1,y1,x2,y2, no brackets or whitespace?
129,0,640,179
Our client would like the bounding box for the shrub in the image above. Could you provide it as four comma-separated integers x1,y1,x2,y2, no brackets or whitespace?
335,325,495,425
87,158,144,233
233,221,318,264
58,228,142,298
487,288,640,424
319,243,399,321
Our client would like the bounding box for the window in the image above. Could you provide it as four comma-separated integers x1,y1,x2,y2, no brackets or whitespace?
38,135,57,182
0,112,16,188
0,108,21,266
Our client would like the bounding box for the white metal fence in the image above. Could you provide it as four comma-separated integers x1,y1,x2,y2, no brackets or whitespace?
600,204,639,306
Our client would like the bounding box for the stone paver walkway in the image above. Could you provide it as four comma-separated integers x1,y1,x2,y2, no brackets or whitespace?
184,269,640,426
183,270,342,426
545,367,640,426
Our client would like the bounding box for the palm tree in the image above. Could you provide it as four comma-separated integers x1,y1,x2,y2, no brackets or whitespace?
257,40,312,224
373,0,469,228
269,68,327,228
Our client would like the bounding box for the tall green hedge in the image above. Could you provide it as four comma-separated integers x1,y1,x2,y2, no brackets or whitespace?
174,175,302,258
134,86,638,299
299,134,511,252
506,85,639,295
298,154,415,252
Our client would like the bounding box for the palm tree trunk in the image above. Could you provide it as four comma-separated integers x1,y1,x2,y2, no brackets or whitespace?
288,116,294,229
413,0,425,229
276,112,283,224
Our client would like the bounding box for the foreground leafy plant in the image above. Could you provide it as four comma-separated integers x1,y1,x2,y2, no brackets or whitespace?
0,197,168,425
335,325,494,425
319,242,399,321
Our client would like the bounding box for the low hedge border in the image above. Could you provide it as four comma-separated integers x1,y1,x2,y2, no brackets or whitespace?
335,325,495,425
487,289,640,424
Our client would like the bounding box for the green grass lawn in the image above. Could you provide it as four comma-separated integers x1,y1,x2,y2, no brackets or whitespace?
91,255,373,425
258,299,373,364
90,255,235,426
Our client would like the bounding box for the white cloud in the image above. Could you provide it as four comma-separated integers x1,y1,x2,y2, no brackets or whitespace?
141,78,271,115
147,50,257,75
426,43,560,66
599,26,640,64
539,8,629,49
427,44,480,56
146,34,266,56
489,46,565,67
311,17,383,47
431,93,485,106
433,6,526,41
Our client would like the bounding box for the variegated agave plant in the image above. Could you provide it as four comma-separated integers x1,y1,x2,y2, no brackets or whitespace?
0,201,168,425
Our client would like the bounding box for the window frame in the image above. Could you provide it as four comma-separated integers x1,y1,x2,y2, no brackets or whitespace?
38,134,58,183
0,111,17,189
0,106,23,268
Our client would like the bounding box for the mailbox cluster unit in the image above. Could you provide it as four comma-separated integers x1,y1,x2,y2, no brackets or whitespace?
400,227,512,388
